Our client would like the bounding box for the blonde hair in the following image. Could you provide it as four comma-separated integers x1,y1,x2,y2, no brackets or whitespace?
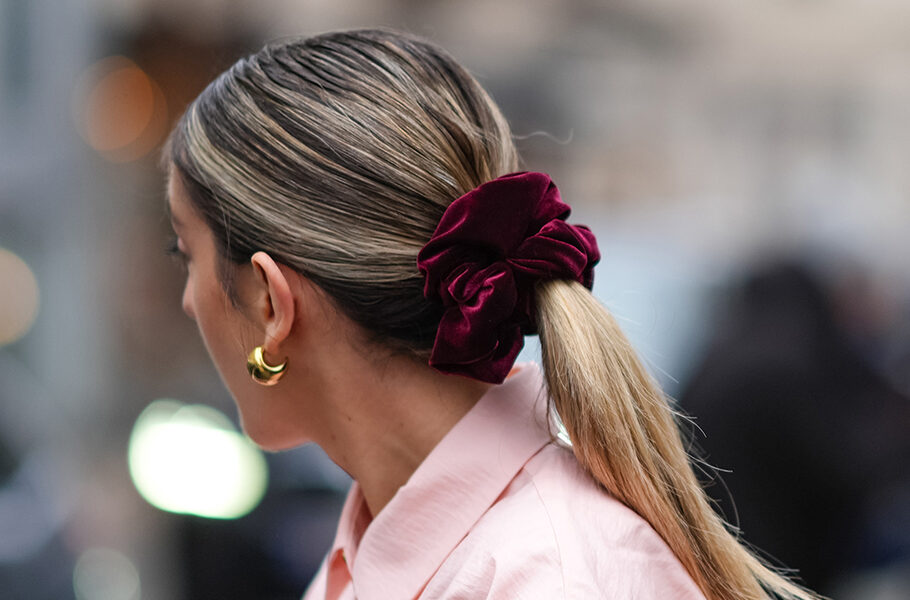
537,280,823,599
165,28,822,600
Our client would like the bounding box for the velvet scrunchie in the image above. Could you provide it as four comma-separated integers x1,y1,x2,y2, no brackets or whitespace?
417,171,600,384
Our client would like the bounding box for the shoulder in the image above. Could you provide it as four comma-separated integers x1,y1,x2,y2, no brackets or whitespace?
524,445,706,597
421,444,706,599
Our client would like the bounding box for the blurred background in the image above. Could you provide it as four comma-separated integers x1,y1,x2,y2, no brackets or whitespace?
1,0,909,598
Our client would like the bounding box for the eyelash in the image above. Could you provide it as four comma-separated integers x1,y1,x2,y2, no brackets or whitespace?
165,236,188,267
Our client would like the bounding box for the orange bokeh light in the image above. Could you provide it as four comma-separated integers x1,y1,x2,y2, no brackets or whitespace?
73,56,169,162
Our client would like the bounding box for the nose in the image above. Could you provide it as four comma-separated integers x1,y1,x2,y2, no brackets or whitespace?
181,283,196,320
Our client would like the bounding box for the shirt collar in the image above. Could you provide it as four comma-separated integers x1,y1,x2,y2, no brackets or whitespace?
337,363,552,600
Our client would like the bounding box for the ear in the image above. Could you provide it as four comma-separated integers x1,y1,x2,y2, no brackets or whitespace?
249,251,295,357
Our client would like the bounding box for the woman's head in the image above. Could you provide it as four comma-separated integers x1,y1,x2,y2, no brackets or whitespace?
164,29,518,444
167,28,518,353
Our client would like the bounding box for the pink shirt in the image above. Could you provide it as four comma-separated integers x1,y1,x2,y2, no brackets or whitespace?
303,363,706,599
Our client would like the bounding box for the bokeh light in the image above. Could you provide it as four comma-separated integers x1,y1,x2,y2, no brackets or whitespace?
0,248,40,346
73,547,141,600
72,56,168,162
128,400,268,520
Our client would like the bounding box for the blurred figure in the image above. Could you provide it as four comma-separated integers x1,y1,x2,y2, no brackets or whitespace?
0,355,77,600
681,259,910,595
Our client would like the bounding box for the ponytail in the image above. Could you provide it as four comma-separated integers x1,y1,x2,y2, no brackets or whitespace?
536,279,823,600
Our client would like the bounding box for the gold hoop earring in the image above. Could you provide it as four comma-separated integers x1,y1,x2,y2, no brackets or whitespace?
246,346,288,386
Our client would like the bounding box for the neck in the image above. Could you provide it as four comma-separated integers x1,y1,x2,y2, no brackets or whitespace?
313,353,492,517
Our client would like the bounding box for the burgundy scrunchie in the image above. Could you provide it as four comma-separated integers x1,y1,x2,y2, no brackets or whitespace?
417,171,600,384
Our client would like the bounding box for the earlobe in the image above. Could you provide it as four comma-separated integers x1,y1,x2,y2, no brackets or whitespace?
250,251,295,355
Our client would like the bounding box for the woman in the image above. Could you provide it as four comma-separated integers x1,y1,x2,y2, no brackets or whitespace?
163,28,820,599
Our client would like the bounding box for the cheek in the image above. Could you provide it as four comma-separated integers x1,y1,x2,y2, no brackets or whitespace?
190,272,248,381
